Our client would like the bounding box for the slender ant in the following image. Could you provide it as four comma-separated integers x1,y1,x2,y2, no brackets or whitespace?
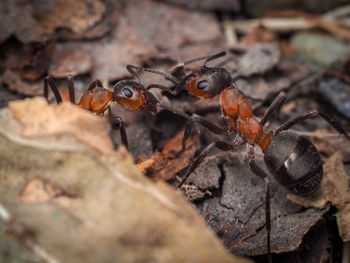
129,51,350,262
43,66,215,150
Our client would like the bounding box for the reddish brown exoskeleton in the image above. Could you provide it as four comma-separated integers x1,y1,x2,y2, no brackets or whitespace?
44,66,194,149
129,51,350,263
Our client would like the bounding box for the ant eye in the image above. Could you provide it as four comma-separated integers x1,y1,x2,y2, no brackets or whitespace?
197,80,209,90
122,87,133,98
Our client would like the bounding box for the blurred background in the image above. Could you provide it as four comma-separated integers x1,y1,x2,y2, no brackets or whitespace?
1,1,350,262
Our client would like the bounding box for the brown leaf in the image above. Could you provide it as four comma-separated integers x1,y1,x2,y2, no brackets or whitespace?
0,98,250,263
49,45,92,78
62,0,222,81
125,0,221,50
2,69,43,96
0,1,48,44
299,130,350,162
136,130,200,181
19,42,54,81
288,152,350,241
237,43,281,77
194,155,328,256
35,0,106,35
8,98,115,156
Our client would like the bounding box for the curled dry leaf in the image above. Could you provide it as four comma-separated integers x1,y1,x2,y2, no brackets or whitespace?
0,98,250,263
136,130,200,181
288,152,350,241
8,98,114,155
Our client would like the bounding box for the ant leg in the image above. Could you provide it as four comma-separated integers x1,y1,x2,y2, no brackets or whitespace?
87,78,103,91
247,145,271,263
44,76,63,104
158,104,229,153
181,113,229,152
276,109,350,141
67,75,76,104
107,107,128,149
191,114,229,135
260,91,286,126
178,136,244,188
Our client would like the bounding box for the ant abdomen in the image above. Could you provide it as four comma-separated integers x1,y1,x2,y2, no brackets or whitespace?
264,131,323,196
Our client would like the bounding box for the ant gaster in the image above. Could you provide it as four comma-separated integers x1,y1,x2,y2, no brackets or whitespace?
43,66,201,150
129,51,350,263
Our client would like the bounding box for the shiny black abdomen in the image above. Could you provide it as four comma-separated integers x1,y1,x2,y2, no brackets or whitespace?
264,131,323,196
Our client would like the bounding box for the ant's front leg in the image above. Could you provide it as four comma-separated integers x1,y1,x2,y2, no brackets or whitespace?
107,107,128,150
44,76,63,104
178,135,245,188
181,114,229,154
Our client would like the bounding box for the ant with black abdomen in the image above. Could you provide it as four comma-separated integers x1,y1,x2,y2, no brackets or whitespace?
128,51,350,263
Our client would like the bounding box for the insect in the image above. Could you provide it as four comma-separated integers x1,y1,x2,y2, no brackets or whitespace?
43,66,201,150
129,51,350,262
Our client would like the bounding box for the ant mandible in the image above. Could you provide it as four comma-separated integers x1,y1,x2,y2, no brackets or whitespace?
129,51,350,263
43,66,204,150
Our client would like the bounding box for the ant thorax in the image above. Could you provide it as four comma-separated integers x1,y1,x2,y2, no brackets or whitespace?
220,85,273,150
220,85,245,119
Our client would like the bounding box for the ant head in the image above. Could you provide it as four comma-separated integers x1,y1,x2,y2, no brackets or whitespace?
113,80,146,111
179,51,232,98
181,66,232,98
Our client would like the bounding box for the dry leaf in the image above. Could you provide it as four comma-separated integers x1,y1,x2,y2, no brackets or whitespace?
2,69,43,96
238,43,281,77
35,0,106,35
288,152,350,241
0,98,250,263
136,130,200,181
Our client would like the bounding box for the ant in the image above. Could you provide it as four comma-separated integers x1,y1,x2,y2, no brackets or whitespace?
129,51,350,263
43,66,224,151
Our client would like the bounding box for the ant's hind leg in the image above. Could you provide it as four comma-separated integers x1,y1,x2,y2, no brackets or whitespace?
44,76,63,104
260,91,286,126
276,109,350,141
107,107,128,150
247,145,272,263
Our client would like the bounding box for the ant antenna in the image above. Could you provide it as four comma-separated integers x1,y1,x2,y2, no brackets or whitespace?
127,65,179,85
203,51,227,67
126,64,145,87
181,51,226,66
